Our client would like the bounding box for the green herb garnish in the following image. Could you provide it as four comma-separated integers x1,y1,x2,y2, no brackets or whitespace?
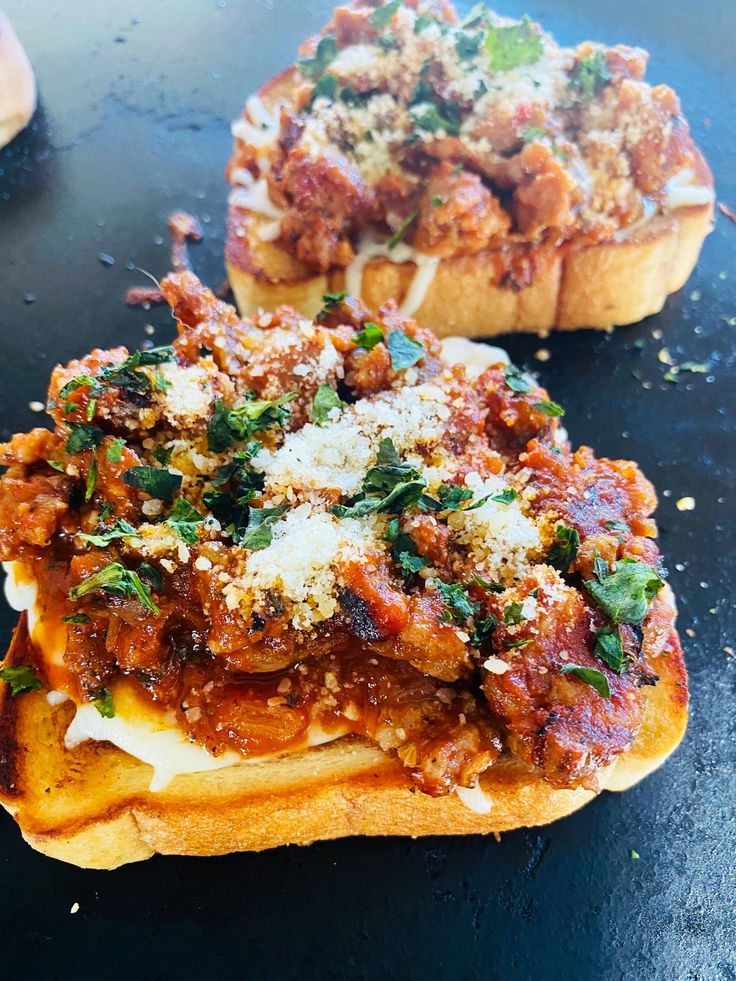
569,49,611,102
62,613,91,625
533,398,565,418
122,466,182,503
491,487,518,505
85,455,98,502
65,424,104,455
435,579,480,625
503,364,534,394
69,562,160,615
387,330,424,371
546,525,580,572
354,323,385,350
297,34,337,79
388,208,420,249
594,625,625,673
235,506,289,551
0,665,42,696
485,16,543,72
207,393,295,453
311,384,345,426
584,559,664,625
106,437,125,464
78,517,137,548
504,601,526,625
318,291,348,316
165,498,204,545
560,663,611,698
437,484,474,511
93,688,116,718
370,0,401,29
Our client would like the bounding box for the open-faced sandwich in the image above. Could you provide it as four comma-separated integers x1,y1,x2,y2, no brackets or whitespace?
225,0,714,335
0,274,687,868
0,10,36,150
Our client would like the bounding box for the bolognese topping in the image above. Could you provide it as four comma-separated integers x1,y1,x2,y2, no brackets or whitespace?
0,273,676,795
227,0,712,284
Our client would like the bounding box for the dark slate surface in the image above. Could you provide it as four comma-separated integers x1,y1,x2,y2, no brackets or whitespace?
0,2,734,979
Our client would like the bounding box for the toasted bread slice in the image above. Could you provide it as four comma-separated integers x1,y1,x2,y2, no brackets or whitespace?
226,203,713,337
0,613,688,869
0,11,36,149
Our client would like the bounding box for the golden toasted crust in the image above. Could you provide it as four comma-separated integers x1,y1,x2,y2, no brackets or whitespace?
0,615,688,869
225,204,712,338
0,11,36,150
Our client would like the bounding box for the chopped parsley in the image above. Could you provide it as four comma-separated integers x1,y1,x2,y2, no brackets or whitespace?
505,637,533,650
410,102,461,136
504,601,526,625
297,34,337,79
435,579,480,625
503,364,534,394
388,208,420,249
165,498,204,545
437,483,474,511
93,688,116,719
594,625,625,673
154,445,175,466
485,16,543,72
604,519,630,534
319,291,348,316
522,125,548,142
207,392,295,453
593,550,609,583
471,573,505,593
471,615,497,648
533,398,565,418
122,466,182,503
455,29,484,60
235,505,289,551
354,322,385,350
569,50,611,102
332,438,427,518
387,330,424,371
65,423,104,455
491,487,518,505
85,455,98,502
78,517,137,548
311,384,345,426
0,664,42,696
414,14,436,34
106,437,125,464
370,0,401,29
307,73,338,107
62,613,90,625
584,559,664,625
546,525,580,572
69,562,160,616
560,664,611,698
460,3,486,28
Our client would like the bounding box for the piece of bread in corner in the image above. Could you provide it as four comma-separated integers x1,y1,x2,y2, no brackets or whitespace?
0,612,688,870
0,11,36,150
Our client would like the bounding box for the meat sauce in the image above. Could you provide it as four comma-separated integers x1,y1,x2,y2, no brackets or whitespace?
0,273,678,795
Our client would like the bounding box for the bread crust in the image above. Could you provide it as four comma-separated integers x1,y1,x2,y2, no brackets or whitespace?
225,204,713,337
0,614,688,869
0,11,36,150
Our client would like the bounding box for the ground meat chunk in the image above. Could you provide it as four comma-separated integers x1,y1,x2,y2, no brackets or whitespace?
482,569,654,789
413,163,510,257
271,146,376,273
523,439,658,540
0,466,74,560
476,364,562,456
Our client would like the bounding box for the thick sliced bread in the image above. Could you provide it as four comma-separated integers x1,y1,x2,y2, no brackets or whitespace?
0,614,688,869
226,204,713,338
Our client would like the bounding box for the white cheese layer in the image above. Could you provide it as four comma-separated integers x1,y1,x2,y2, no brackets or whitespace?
664,169,714,210
346,237,440,318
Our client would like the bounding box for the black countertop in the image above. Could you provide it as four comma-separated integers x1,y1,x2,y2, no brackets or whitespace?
0,2,734,978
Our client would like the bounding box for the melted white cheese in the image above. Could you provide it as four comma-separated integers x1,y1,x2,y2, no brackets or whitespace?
228,170,285,222
65,703,241,792
346,237,440,317
440,336,509,376
664,169,714,210
456,783,493,815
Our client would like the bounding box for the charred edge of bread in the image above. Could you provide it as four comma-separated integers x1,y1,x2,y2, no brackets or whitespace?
0,613,688,869
0,11,37,149
224,203,713,338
